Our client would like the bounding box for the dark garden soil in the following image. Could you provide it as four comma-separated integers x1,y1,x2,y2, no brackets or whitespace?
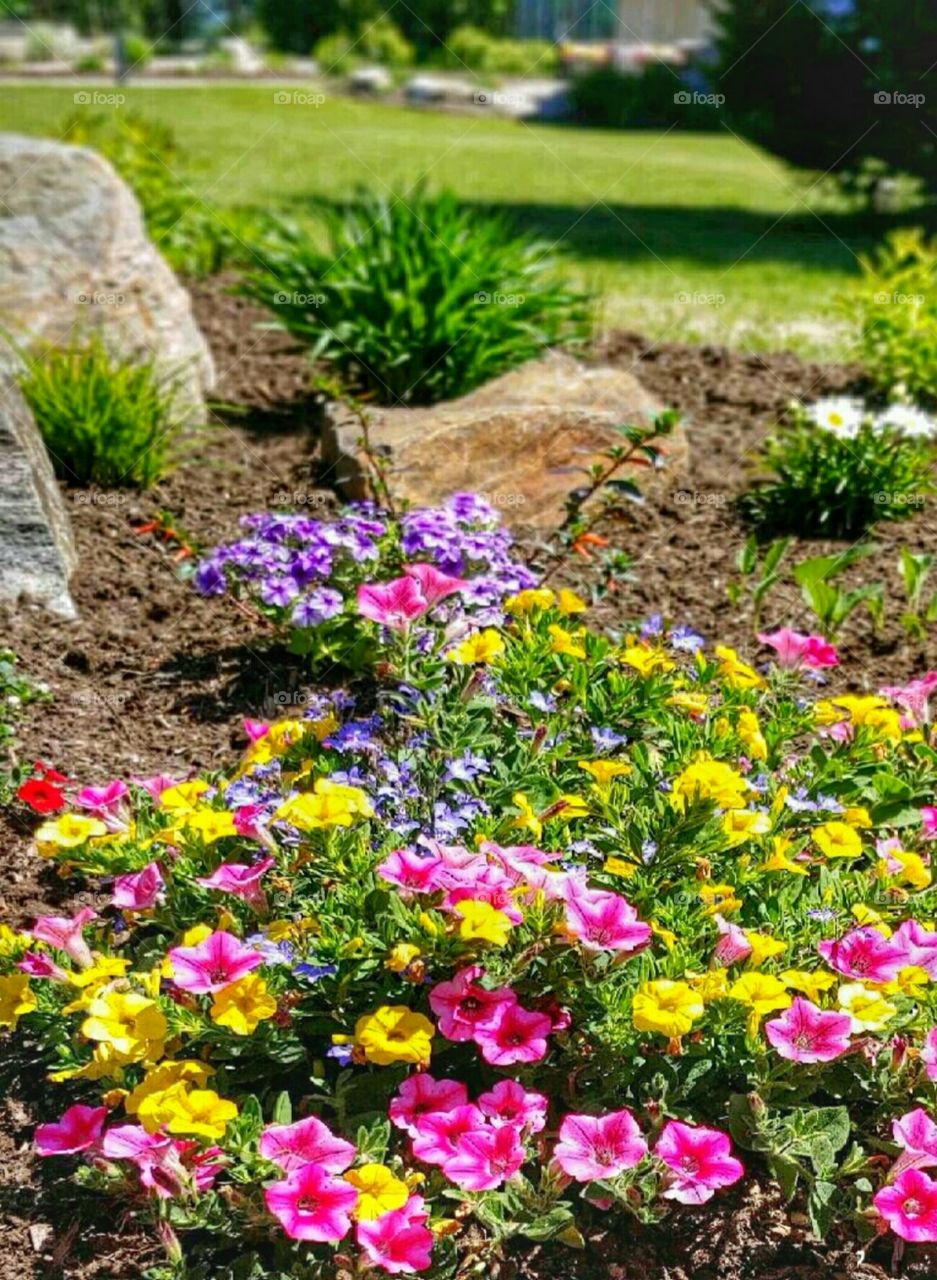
3,274,937,1278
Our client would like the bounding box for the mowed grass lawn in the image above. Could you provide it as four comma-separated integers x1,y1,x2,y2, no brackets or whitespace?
0,83,926,358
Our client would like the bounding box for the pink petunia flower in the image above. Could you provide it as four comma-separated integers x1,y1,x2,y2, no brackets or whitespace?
196,857,275,911
259,1115,357,1174
101,1124,187,1199
130,773,179,802
923,1028,937,1082
874,1167,937,1242
356,1194,434,1274
477,1080,548,1133
654,1121,744,1204
444,1124,527,1191
563,882,651,955
31,907,97,969
75,780,129,824
112,863,165,912
712,916,752,967
378,848,446,896
764,997,852,1064
892,1108,937,1173
443,864,525,924
757,628,839,669
357,578,430,632
411,1105,485,1167
17,951,69,981
881,673,937,725
892,920,937,978
429,967,516,1043
817,927,908,983
35,1104,107,1156
923,806,937,839
404,562,468,608
167,930,264,994
553,1109,648,1182
389,1074,469,1136
473,1003,553,1067
264,1163,359,1242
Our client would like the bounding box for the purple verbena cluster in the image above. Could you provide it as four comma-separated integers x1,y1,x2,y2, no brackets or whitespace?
194,494,536,631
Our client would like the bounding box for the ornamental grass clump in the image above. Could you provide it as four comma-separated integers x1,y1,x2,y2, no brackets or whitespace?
9,494,937,1273
242,187,590,405
17,334,187,488
740,396,936,537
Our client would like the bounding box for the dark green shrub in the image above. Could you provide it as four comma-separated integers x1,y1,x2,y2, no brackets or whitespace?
243,187,590,405
18,335,188,488
570,63,720,130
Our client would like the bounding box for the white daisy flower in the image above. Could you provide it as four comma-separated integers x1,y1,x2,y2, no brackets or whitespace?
805,396,866,439
874,403,937,439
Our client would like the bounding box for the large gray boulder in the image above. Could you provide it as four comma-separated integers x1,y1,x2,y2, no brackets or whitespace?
0,132,214,408
0,374,77,619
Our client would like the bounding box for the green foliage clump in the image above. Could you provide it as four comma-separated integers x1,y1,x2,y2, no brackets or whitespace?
739,399,935,538
60,110,273,278
0,650,47,806
243,186,590,405
570,63,720,130
18,334,188,489
849,229,937,405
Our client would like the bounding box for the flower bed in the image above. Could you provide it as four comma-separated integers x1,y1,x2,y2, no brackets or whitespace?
5,494,937,1276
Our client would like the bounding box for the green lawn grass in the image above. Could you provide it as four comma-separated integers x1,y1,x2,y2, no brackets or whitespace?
0,83,928,358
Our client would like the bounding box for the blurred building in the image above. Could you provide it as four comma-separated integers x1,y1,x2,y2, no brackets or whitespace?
516,0,714,43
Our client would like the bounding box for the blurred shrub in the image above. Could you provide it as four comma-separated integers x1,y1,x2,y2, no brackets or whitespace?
18,334,187,489
848,229,937,403
444,25,558,74
242,186,590,405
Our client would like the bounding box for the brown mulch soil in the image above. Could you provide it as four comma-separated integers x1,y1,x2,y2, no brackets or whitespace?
3,274,937,1278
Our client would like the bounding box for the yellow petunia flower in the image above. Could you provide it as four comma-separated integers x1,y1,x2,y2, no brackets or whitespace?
506,588,555,615
885,965,931,997
714,645,765,691
159,779,210,813
688,969,730,1003
837,983,896,1033
743,931,787,967
813,821,862,860
670,758,750,812
558,588,588,615
851,903,891,934
211,974,278,1036
667,691,709,718
454,900,514,946
354,1005,435,1066
448,629,505,665
35,812,107,855
814,696,902,741
760,836,809,876
728,972,791,1034
125,1060,215,1114
736,708,768,761
699,882,743,916
548,624,587,659
344,1164,409,1220
723,808,772,847
632,979,704,1037
0,974,37,1029
275,778,373,830
781,969,837,1004
620,645,675,677
603,855,637,879
579,759,632,785
153,1086,238,1140
512,792,542,841
386,943,422,973
81,990,167,1063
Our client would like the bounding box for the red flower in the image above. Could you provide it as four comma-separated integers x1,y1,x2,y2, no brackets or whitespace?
17,778,66,814
33,761,70,784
